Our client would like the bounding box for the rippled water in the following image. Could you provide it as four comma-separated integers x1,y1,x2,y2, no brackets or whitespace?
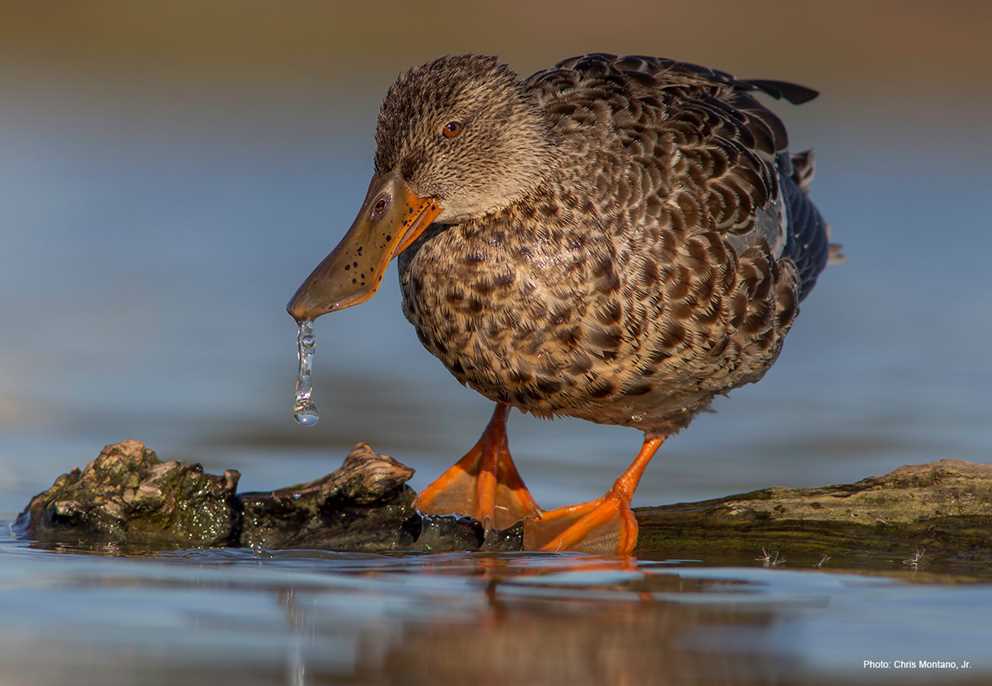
2,522,990,686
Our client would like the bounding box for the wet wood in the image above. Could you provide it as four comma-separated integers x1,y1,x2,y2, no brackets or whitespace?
635,459,992,570
238,443,421,551
15,440,242,548
16,441,992,569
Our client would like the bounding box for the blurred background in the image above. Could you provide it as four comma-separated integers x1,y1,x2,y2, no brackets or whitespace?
2,0,991,515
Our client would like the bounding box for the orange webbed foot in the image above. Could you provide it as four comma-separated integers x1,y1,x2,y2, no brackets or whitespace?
523,492,639,555
416,404,540,531
522,435,665,556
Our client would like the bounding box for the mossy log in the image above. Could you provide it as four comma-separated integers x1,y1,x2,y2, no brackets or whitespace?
15,441,242,549
15,441,992,568
636,459,992,571
14,440,495,553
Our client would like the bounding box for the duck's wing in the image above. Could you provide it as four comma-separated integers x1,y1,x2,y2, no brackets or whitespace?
525,53,830,301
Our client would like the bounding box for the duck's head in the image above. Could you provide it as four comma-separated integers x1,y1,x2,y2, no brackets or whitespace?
288,54,555,322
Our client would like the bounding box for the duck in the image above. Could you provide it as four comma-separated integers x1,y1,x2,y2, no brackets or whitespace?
287,53,834,555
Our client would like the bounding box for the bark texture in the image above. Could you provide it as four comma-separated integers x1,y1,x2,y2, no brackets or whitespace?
636,459,992,569
16,442,992,569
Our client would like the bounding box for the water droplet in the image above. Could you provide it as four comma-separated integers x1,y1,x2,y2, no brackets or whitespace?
293,320,319,427
293,407,319,426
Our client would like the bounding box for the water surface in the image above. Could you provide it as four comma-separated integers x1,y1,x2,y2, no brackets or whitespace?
2,521,990,686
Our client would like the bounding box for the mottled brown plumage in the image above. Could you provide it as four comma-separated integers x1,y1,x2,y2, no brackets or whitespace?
394,53,831,436
283,52,837,551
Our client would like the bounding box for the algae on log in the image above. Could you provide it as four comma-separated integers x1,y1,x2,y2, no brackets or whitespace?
15,441,992,566
15,440,495,553
14,440,426,552
15,440,241,548
635,459,992,568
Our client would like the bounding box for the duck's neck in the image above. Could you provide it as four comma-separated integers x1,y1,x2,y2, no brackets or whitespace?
438,89,565,225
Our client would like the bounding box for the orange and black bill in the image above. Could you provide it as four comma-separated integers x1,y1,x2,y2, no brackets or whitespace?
287,172,441,322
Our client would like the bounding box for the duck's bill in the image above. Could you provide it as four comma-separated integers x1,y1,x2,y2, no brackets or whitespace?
287,173,442,322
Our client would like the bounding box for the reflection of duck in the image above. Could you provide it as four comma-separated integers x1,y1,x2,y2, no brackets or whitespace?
288,54,834,554
349,556,786,686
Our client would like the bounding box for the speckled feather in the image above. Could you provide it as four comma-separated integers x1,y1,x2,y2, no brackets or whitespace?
394,53,830,435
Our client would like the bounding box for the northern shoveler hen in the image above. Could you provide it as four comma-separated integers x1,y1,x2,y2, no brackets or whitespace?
288,53,834,555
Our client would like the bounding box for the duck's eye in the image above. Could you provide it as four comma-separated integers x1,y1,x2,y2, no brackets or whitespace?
441,121,464,139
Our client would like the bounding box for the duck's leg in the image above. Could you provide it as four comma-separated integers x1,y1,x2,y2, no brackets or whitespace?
523,434,665,555
416,403,540,531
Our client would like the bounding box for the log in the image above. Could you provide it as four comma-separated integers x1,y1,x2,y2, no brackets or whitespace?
636,459,992,572
14,441,992,570
13,440,495,553
15,440,242,549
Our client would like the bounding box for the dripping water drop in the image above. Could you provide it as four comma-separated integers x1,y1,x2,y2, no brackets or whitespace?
293,320,319,426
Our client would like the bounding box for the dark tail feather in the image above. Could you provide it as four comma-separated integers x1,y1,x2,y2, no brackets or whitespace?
739,79,819,105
